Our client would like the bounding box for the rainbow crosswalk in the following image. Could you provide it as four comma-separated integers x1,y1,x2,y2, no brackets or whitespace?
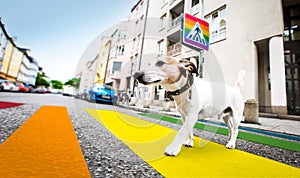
0,106,90,178
0,104,299,177
86,109,300,177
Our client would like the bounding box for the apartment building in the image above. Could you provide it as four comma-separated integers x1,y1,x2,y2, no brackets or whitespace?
0,19,39,85
17,53,39,86
105,0,162,100
76,0,299,115
105,22,133,92
0,23,8,70
94,36,111,84
151,0,299,115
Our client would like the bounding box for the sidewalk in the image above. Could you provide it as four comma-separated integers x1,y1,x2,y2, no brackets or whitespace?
126,105,300,137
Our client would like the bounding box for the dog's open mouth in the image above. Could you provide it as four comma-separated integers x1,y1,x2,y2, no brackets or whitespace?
147,79,161,84
141,76,162,85
138,71,166,85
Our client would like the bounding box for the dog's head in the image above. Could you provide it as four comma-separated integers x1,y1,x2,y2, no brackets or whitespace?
134,56,197,88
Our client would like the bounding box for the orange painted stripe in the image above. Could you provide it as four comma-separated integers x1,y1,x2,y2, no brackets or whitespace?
0,106,90,178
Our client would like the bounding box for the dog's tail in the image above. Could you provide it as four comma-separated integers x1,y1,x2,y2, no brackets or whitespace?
234,70,246,89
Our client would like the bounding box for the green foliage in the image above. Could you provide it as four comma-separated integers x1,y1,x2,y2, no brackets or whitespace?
64,78,80,88
50,80,63,89
35,72,50,87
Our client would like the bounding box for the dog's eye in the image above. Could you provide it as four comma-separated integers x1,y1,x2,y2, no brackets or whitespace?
156,61,166,67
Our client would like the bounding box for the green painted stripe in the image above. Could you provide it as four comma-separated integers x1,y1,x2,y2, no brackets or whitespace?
139,113,300,152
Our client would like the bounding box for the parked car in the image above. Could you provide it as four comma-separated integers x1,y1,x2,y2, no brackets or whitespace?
33,86,46,93
62,85,75,96
86,84,116,104
0,79,19,92
23,83,34,93
16,83,30,92
44,88,52,93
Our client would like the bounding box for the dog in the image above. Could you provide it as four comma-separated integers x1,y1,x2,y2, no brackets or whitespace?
134,56,246,156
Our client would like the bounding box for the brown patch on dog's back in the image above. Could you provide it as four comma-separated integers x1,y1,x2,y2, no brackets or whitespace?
224,107,233,116
165,56,178,64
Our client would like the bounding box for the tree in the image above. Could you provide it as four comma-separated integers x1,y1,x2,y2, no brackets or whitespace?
50,80,63,89
64,78,80,89
35,72,50,87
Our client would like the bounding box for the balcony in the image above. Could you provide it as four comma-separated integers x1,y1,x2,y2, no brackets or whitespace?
189,3,201,16
168,16,181,31
167,42,182,56
169,0,176,6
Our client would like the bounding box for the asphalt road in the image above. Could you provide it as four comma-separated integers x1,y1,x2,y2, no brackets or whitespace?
0,92,299,177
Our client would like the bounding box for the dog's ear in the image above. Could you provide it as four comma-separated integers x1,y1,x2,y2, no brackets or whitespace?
179,59,199,75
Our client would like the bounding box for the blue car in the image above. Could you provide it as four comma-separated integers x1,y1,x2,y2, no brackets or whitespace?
87,84,116,104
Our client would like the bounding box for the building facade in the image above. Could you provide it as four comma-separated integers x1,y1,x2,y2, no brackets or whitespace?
77,0,299,115
0,19,39,85
147,0,299,115
17,53,39,85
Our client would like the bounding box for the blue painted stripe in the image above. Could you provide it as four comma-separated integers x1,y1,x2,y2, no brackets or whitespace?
171,115,300,141
198,120,300,142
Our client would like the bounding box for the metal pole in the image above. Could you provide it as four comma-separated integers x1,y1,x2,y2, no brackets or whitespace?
199,50,204,78
198,0,205,78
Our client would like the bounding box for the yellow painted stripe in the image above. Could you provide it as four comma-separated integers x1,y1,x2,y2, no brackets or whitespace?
86,109,300,177
0,106,91,178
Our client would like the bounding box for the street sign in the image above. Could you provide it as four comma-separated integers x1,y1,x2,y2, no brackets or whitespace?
182,13,209,51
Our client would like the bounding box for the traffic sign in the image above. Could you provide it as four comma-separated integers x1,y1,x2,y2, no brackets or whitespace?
182,13,209,51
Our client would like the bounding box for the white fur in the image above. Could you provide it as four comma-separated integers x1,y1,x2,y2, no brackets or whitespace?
165,75,245,156
136,58,246,156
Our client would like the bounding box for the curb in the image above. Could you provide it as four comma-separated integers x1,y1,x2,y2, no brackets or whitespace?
119,104,300,137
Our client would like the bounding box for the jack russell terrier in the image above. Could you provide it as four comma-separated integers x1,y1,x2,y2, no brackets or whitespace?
134,56,246,156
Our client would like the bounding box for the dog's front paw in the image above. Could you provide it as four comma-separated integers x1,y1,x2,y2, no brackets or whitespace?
164,144,182,156
225,142,236,149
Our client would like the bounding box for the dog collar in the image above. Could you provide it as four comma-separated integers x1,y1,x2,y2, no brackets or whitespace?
167,74,194,96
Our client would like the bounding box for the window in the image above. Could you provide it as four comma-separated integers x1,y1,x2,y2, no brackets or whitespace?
132,38,136,50
160,14,167,29
206,7,227,43
192,0,199,7
161,0,167,7
157,40,165,56
117,30,126,41
136,34,141,49
112,62,122,73
116,45,125,55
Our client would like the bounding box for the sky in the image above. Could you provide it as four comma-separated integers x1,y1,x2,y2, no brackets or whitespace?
0,0,137,83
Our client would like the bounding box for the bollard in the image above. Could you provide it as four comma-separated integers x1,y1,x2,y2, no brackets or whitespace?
162,101,171,111
162,98,171,111
143,98,151,108
244,99,259,124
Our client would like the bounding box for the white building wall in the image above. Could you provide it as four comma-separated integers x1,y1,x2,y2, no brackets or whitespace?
269,37,287,112
201,0,284,101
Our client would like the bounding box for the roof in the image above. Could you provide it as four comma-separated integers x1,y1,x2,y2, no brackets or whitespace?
131,0,143,12
0,18,38,66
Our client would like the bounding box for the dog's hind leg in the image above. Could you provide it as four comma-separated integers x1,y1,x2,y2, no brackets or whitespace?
222,113,233,141
225,112,242,149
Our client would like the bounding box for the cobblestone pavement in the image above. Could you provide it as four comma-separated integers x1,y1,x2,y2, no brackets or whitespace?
0,92,299,177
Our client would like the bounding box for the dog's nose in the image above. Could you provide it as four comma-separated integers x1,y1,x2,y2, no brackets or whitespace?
134,71,144,80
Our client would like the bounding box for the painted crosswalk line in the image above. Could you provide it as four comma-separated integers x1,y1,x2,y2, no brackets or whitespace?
0,101,23,109
0,106,91,178
86,108,300,177
139,113,300,152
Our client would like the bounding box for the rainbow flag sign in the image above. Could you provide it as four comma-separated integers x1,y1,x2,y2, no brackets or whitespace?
183,13,209,51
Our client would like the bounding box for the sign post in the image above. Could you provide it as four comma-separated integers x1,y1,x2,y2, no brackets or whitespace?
180,11,209,78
